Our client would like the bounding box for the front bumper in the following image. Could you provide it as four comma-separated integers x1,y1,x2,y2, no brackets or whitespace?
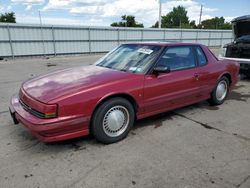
9,95,90,142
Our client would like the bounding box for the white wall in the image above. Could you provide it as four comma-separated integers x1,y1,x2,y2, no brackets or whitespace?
0,23,233,57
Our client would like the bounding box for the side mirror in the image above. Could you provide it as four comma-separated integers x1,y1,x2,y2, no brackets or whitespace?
153,66,171,74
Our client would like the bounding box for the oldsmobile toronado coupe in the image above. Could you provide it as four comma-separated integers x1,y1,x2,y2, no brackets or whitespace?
10,42,239,144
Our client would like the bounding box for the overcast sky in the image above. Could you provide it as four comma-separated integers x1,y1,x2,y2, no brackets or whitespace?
0,0,249,27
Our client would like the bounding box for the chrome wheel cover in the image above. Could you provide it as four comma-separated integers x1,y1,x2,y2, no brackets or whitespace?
216,80,228,101
103,105,129,137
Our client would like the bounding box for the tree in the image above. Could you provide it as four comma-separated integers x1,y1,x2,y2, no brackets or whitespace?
152,6,231,30
161,6,189,28
111,15,144,28
189,20,197,29
201,17,231,29
151,21,158,28
0,12,16,23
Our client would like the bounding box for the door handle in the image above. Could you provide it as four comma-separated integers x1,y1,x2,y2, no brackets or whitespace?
194,73,200,80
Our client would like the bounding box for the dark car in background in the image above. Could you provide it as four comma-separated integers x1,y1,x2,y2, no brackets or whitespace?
223,15,250,77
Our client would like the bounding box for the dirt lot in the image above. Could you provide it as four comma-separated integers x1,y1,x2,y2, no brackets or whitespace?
0,49,250,188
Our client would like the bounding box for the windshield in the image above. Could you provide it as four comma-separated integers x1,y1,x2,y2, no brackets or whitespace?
235,35,250,43
95,44,162,74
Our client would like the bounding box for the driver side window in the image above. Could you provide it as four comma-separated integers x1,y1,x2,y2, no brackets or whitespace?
156,46,196,71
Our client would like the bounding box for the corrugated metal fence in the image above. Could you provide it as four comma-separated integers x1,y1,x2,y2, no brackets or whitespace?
0,23,233,58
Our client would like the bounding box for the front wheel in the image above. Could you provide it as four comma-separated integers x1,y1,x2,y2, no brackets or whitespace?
91,97,135,144
208,76,229,105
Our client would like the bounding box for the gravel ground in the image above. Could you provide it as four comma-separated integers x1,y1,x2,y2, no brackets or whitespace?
0,48,249,188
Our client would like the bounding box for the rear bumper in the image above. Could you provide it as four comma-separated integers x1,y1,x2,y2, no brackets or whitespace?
220,56,250,64
10,95,90,142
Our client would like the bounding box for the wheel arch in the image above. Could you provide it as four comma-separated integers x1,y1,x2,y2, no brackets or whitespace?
220,72,232,85
90,93,139,129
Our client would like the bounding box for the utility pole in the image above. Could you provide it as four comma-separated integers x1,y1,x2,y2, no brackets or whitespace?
158,0,162,28
39,10,46,57
39,10,42,26
199,5,203,26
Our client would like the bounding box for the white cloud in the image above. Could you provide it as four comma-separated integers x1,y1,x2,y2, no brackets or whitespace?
43,0,110,11
16,14,111,26
9,0,232,27
42,0,159,26
0,4,3,12
11,0,44,11
40,0,220,27
70,6,100,14
42,0,71,11
224,16,236,22
11,0,44,4
16,14,82,25
7,5,12,11
25,5,32,10
0,5,12,13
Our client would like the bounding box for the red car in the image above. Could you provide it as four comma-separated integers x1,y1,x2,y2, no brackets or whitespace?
10,42,239,144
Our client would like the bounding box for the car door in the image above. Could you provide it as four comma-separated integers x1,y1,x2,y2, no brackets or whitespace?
143,45,201,114
193,46,213,97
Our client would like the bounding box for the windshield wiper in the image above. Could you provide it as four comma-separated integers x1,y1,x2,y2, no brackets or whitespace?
119,68,127,72
96,64,103,67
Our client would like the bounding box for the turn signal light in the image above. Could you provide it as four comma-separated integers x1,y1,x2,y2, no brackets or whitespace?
44,104,58,119
44,112,57,118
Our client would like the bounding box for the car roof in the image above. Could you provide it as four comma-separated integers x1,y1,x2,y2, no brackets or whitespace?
232,15,250,22
125,41,204,47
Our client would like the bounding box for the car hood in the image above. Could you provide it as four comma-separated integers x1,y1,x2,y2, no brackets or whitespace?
233,20,250,39
22,65,137,103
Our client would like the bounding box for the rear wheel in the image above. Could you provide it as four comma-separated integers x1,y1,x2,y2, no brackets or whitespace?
208,76,229,105
91,97,135,144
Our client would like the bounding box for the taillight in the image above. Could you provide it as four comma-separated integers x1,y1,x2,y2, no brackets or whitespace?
44,104,58,118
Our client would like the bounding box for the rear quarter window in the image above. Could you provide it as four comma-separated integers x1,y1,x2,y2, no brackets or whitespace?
195,46,207,66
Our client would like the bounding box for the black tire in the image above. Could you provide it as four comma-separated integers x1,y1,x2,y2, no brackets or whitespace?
91,97,135,144
245,71,250,79
208,76,229,105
